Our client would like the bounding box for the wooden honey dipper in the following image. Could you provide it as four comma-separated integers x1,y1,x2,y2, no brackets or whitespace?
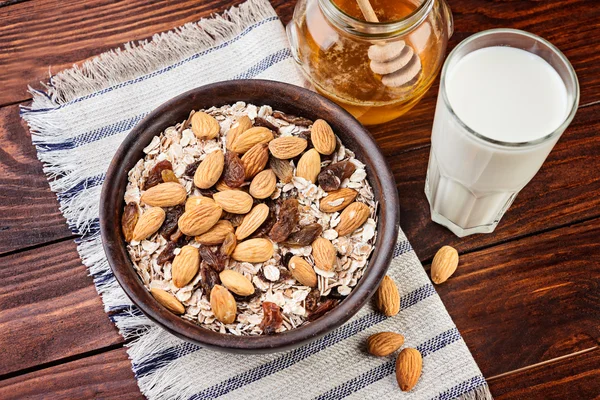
356,0,422,87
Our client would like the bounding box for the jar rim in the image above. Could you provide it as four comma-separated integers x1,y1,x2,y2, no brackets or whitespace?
318,0,434,39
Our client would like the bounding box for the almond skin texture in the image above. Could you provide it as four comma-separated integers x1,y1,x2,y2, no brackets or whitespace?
249,169,277,199
268,136,307,159
226,115,253,150
194,220,234,245
230,127,274,154
241,143,269,179
191,111,220,140
367,332,405,357
296,149,321,183
141,182,187,207
311,119,337,155
210,285,237,324
132,207,165,241
235,204,269,240
431,246,459,284
312,237,337,271
288,256,317,287
194,149,225,189
172,245,200,288
319,188,358,213
185,195,215,211
270,157,294,183
178,202,222,236
150,288,185,314
396,348,423,391
219,270,255,296
376,275,400,316
213,190,254,214
335,202,370,236
231,238,274,263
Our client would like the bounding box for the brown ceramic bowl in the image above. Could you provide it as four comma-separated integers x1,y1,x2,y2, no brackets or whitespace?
100,80,399,353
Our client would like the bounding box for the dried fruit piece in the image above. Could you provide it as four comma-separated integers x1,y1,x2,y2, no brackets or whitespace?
367,332,405,357
184,160,201,178
273,111,312,126
194,220,234,245
194,149,225,189
191,111,220,140
132,207,166,241
121,202,139,242
178,202,222,236
200,264,220,300
226,115,253,150
376,275,400,316
269,156,294,183
185,195,215,211
157,241,177,265
199,245,226,272
305,288,321,312
296,149,321,183
210,285,237,324
259,301,283,335
241,143,269,179
335,202,370,236
219,232,237,256
396,348,423,391
269,199,299,242
308,299,338,321
161,169,179,183
288,256,317,287
319,188,358,213
230,127,274,154
268,136,308,159
231,238,274,263
254,117,278,131
311,119,336,155
318,161,356,191
219,270,255,296
283,223,323,246
172,245,200,288
222,152,246,188
159,205,184,238
312,237,337,271
213,190,254,214
249,169,276,199
141,182,187,207
150,288,185,314
169,228,184,243
144,160,173,190
431,246,459,284
236,203,269,240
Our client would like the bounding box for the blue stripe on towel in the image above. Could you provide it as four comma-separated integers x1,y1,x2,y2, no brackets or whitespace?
432,375,487,400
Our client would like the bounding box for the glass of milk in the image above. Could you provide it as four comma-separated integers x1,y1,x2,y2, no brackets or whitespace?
425,29,579,237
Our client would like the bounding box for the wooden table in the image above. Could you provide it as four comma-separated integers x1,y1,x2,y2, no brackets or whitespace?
0,0,598,398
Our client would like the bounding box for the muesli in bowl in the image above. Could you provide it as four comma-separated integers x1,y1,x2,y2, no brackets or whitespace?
122,102,378,335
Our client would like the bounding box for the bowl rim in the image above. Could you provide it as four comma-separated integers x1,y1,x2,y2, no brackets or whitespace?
100,79,399,352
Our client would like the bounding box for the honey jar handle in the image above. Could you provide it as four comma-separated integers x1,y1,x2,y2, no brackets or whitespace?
356,0,379,23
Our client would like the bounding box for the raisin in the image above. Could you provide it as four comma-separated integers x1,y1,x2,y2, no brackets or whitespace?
144,160,173,190
282,252,294,268
305,288,321,312
159,205,184,238
222,152,246,188
222,212,245,228
219,232,237,257
308,299,339,321
169,228,184,243
327,287,348,300
199,245,226,272
318,161,356,191
200,264,221,300
161,169,179,183
273,111,313,127
283,223,323,246
259,301,283,335
198,188,217,198
157,241,177,265
184,160,200,178
269,199,299,242
254,116,278,131
121,202,139,242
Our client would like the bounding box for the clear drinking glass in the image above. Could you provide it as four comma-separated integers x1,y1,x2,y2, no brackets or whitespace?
425,29,580,237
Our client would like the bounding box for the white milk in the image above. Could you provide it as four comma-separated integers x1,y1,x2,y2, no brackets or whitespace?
426,46,569,235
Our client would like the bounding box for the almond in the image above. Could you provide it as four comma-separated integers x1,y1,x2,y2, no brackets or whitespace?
194,220,234,245
231,238,274,263
396,348,422,391
178,202,222,236
213,190,253,214
311,119,337,155
230,127,274,154
132,207,165,241
193,149,224,189
219,270,255,296
185,195,215,211
150,288,185,314
241,143,269,179
226,115,253,150
367,332,405,357
288,256,317,287
235,204,269,240
296,148,321,183
141,182,187,207
249,169,276,199
335,202,370,236
191,111,220,140
210,285,237,324
268,136,307,159
312,237,337,271
270,156,293,183
430,246,459,284
375,275,400,316
215,180,238,192
319,188,358,213
172,245,200,288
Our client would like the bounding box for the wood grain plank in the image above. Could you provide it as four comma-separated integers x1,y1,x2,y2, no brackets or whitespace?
489,348,600,400
0,348,142,400
0,239,123,376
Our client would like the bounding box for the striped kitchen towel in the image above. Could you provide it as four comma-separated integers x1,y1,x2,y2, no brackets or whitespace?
21,0,492,398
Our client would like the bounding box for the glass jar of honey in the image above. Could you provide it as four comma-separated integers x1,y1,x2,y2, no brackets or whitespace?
287,0,453,125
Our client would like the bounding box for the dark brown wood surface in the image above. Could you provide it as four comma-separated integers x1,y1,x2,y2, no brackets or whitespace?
0,0,598,398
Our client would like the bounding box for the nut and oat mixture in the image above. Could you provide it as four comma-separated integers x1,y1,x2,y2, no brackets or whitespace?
123,102,378,335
